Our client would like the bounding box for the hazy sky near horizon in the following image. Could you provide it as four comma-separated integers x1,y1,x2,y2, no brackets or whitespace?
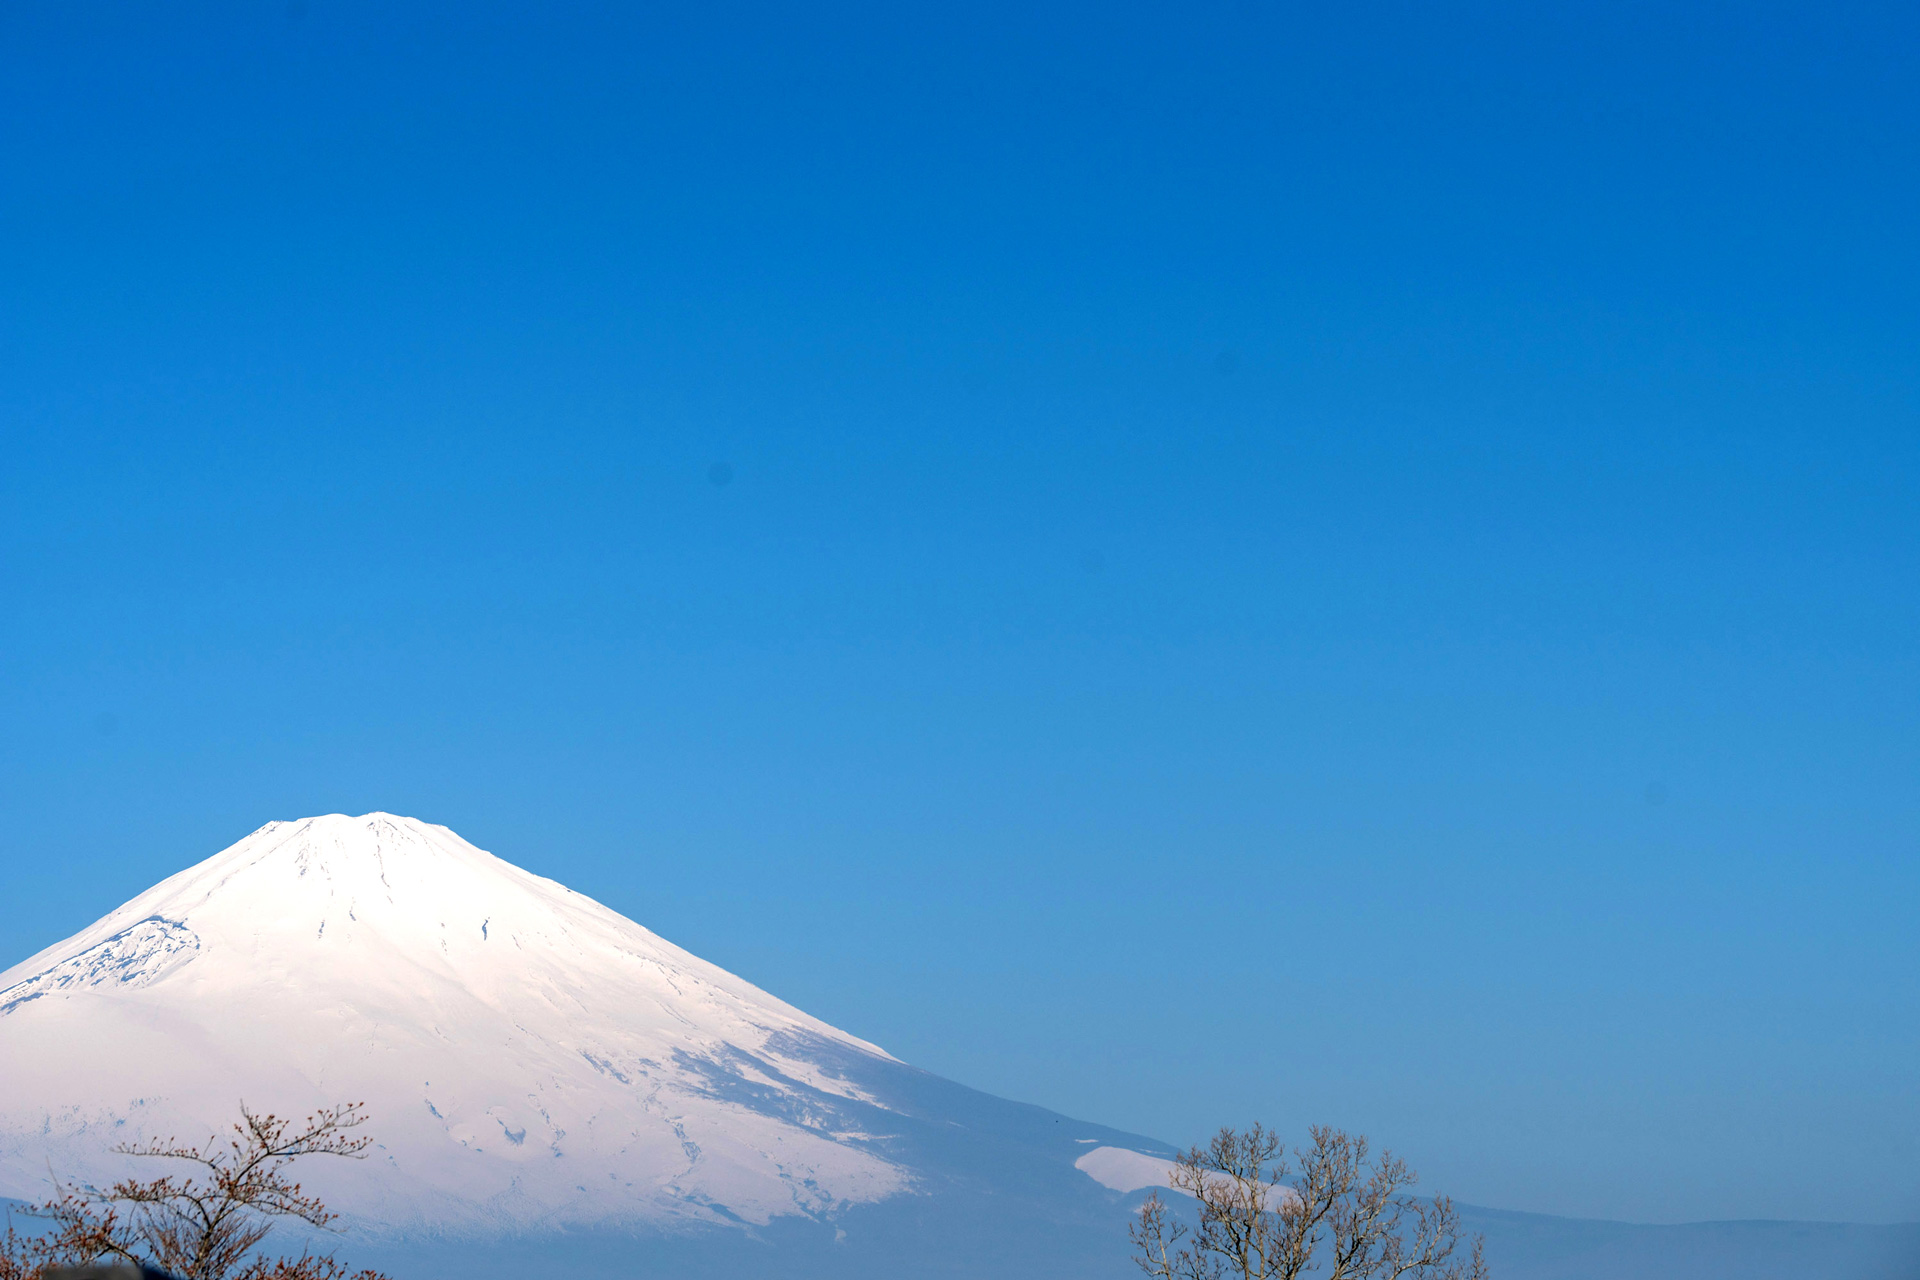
3,0,1917,1226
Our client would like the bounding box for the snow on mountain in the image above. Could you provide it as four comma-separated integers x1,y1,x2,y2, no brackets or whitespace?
1073,1146,1184,1195
0,814,950,1234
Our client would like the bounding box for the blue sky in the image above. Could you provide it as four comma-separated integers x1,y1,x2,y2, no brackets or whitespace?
2,0,1917,1225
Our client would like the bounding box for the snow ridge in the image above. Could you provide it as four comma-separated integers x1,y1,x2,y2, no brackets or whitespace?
0,917,201,1014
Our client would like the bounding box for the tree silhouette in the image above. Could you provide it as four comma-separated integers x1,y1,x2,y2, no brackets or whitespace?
1,1103,390,1280
1131,1124,1487,1280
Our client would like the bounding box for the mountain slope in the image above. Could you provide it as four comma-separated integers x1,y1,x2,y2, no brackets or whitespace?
0,813,1168,1244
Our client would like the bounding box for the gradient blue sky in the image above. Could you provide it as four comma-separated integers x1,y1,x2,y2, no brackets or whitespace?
3,0,1917,1226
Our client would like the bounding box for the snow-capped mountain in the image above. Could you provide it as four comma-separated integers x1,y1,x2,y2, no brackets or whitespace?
5,815,1915,1280
0,813,1167,1262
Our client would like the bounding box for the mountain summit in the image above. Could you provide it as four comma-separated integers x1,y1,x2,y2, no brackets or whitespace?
0,814,1165,1263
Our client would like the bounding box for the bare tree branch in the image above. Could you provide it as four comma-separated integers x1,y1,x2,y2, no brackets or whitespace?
1129,1125,1488,1280
0,1103,390,1280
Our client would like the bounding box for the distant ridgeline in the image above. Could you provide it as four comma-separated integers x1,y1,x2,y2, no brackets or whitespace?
1,815,1914,1280
336,1207,1920,1280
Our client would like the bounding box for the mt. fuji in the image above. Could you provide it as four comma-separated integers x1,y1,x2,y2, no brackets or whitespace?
8,815,1913,1280
0,814,1172,1277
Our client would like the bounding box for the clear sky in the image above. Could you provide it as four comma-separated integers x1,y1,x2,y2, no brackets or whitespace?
2,0,1916,1227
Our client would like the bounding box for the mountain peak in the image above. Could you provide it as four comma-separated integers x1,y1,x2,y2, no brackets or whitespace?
137,811,538,915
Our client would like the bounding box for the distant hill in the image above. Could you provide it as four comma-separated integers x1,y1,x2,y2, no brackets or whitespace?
1460,1204,1920,1280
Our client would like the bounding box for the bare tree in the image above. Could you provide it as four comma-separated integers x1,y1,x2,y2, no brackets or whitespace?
0,1103,390,1280
1131,1124,1487,1280
0,1224,41,1280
